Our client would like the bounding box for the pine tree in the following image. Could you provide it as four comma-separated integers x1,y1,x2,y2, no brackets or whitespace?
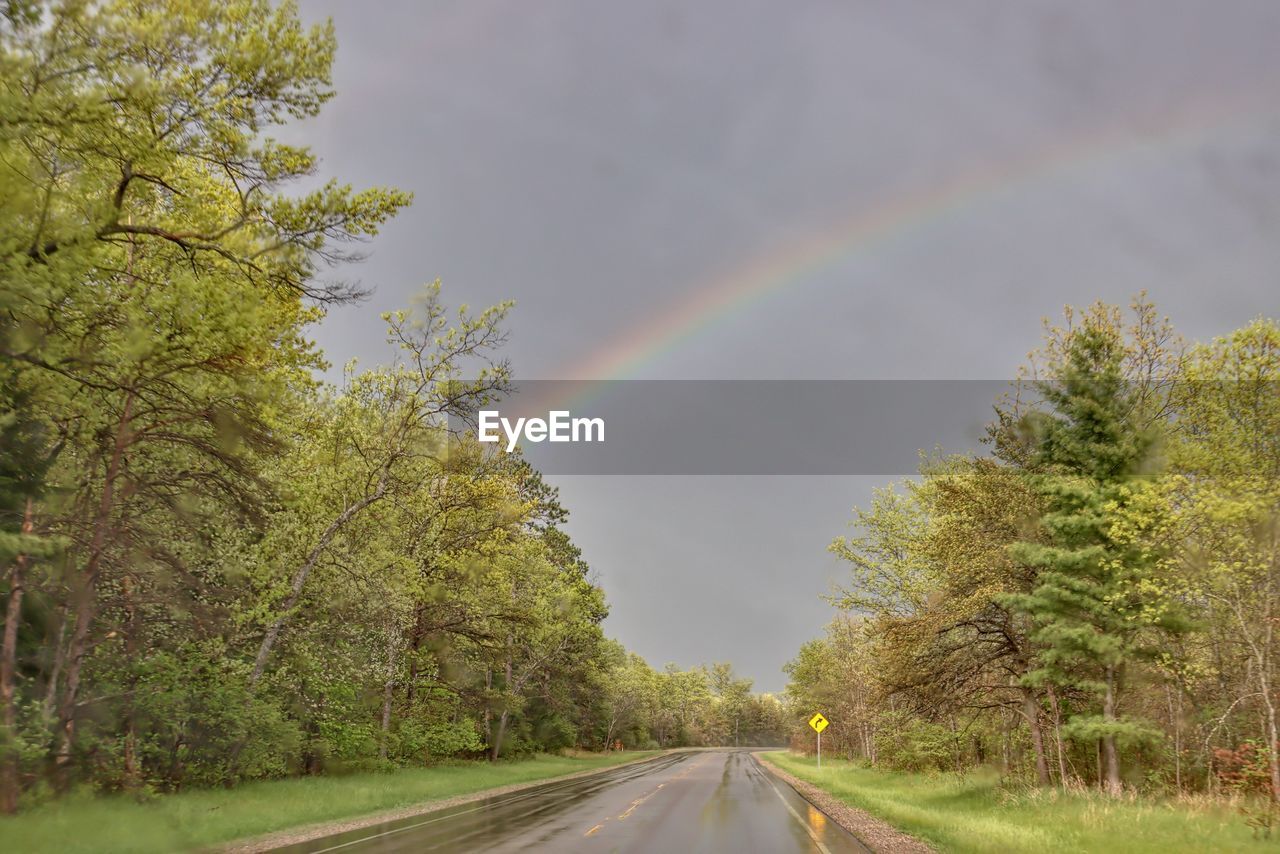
1006,323,1171,795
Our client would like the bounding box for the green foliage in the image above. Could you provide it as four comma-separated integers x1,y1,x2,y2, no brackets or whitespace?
873,712,959,773
766,752,1278,854
0,1,778,815
0,751,659,853
1002,319,1180,789
788,296,1280,814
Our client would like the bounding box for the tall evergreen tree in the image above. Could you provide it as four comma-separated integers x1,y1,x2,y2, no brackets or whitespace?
1006,322,1175,795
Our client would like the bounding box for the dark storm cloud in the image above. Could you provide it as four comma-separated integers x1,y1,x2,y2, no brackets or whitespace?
292,0,1280,690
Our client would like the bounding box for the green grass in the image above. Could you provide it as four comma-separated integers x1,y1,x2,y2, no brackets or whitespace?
0,751,659,853
764,752,1275,853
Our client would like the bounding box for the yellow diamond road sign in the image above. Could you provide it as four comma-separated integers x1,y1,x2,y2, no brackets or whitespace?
808,713,829,733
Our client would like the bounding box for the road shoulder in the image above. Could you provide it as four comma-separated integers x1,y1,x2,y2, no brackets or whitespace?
221,751,676,853
754,753,935,854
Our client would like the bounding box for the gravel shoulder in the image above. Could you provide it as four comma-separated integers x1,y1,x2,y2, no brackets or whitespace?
754,753,935,854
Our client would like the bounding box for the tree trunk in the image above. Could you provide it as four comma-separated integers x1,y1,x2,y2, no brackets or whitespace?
121,571,140,793
483,667,492,745
1231,595,1280,802
1167,683,1183,792
1102,665,1121,795
1000,707,1012,777
1049,686,1070,783
229,447,389,778
1262,615,1280,803
490,710,509,761
57,392,135,776
604,716,617,752
249,478,387,687
41,606,67,724
1262,675,1280,803
379,624,398,762
489,654,513,761
1,498,32,813
406,604,425,704
1021,687,1051,787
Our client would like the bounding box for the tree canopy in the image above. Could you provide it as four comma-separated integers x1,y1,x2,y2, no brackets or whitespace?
785,296,1280,803
0,0,782,812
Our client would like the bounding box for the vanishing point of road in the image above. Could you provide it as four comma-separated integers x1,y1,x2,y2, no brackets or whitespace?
273,750,869,853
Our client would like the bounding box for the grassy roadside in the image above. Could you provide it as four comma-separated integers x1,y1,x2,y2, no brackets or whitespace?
765,752,1272,853
0,751,659,854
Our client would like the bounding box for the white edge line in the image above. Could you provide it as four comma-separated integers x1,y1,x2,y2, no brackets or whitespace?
757,761,834,854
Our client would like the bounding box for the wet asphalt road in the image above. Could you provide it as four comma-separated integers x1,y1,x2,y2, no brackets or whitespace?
272,750,869,853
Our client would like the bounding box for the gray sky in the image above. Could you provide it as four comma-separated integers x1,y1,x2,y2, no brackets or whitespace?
293,1,1280,691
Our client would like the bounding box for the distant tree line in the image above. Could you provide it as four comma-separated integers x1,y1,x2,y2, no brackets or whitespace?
784,296,1280,802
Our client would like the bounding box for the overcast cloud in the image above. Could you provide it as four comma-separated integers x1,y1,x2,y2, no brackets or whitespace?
292,1,1280,691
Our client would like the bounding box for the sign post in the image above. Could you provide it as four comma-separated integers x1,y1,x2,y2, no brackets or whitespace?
807,712,829,770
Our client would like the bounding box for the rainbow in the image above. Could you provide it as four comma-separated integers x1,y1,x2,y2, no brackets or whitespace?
551,94,1272,385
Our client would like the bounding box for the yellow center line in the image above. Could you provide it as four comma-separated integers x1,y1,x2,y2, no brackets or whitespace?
618,782,665,819
583,755,708,834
